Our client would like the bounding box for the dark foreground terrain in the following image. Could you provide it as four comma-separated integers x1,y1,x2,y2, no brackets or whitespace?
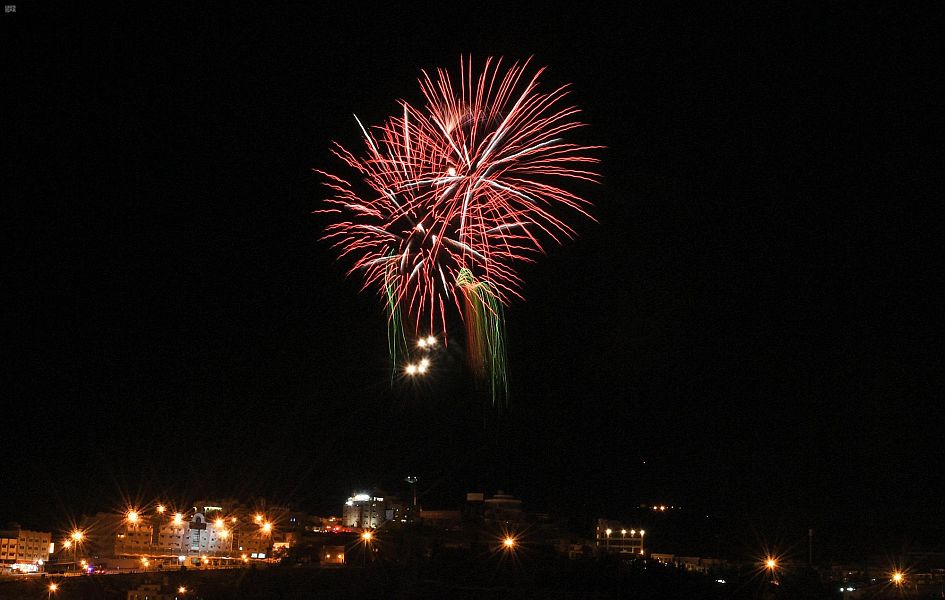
0,556,849,600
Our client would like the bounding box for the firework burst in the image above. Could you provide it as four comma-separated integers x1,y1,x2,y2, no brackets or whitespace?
319,56,600,402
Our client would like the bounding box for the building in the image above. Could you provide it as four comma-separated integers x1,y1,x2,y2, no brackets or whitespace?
321,545,345,565
483,491,523,522
343,492,400,529
595,519,645,555
0,528,51,573
86,509,273,561
419,510,462,530
235,527,273,559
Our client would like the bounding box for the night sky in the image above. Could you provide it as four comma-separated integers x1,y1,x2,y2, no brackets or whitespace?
4,4,941,559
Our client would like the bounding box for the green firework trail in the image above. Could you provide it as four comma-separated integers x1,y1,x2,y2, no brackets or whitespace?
385,263,407,382
457,268,509,406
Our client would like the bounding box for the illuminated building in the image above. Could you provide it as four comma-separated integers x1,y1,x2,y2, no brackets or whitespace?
595,519,645,555
234,527,273,559
0,527,51,573
321,545,345,565
92,511,237,558
343,492,398,529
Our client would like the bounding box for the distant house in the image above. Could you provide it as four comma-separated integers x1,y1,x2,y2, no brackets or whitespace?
321,545,345,565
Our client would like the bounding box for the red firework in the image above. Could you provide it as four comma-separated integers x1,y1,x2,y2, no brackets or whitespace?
319,56,601,337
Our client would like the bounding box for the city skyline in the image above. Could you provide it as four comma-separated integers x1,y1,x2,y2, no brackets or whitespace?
4,2,941,569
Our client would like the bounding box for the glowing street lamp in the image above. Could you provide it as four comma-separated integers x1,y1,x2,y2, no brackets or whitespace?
173,512,184,526
360,530,373,567
70,530,84,571
156,504,166,514
262,522,272,534
254,514,263,524
892,571,904,586
177,586,187,597
127,510,140,524
48,582,58,599
764,556,780,582
503,536,516,550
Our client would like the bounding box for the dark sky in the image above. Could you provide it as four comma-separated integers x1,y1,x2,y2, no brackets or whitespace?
4,4,941,559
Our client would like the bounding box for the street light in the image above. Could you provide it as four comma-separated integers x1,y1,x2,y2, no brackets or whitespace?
48,583,58,599
405,476,418,508
361,530,373,567
503,536,516,550
764,556,779,582
70,530,84,572
127,510,140,524
892,571,904,586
